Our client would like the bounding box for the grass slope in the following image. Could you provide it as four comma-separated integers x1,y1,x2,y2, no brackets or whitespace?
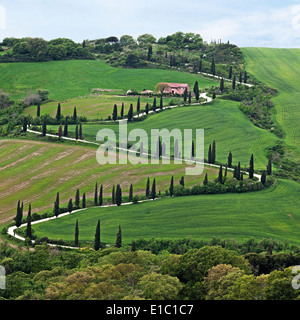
0,60,217,100
0,139,219,223
31,179,300,245
51,99,278,170
242,47,300,161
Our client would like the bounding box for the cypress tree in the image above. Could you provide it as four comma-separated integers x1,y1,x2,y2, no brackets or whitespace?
228,66,233,79
99,185,103,206
183,88,188,102
94,182,98,206
63,117,68,137
237,162,241,180
191,140,195,159
160,95,163,109
15,200,22,228
56,192,60,207
68,199,73,213
224,165,228,177
127,104,133,121
73,107,77,121
267,158,272,175
137,97,141,113
203,173,208,185
239,72,243,83
75,124,79,140
220,78,224,92
240,172,244,181
82,193,86,208
42,117,47,136
194,81,199,101
232,75,236,90
112,184,115,204
23,117,28,132
228,151,233,168
121,103,124,118
131,240,136,252
211,56,215,75
261,171,267,185
146,177,150,198
218,165,223,184
212,140,216,164
25,204,32,239
212,91,216,99
249,154,254,179
75,189,80,208
151,178,156,199
188,91,192,104
180,176,184,187
37,104,40,117
54,200,59,217
244,71,248,83
113,104,118,121
169,176,174,196
208,144,212,164
129,184,133,202
116,184,122,206
74,219,79,247
116,225,122,248
56,103,61,123
145,103,149,114
79,122,82,140
94,220,101,251
152,97,157,112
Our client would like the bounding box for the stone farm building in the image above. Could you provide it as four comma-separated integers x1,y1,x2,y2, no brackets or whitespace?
157,83,190,95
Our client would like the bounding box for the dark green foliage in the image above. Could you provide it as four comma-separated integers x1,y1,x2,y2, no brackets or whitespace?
208,144,212,164
116,184,122,206
112,184,115,204
82,193,86,208
228,66,233,79
194,81,199,101
261,171,267,185
232,75,236,90
94,220,101,251
22,116,27,132
220,78,224,92
218,165,223,184
63,117,68,137
121,103,124,118
37,104,40,117
129,184,133,202
228,151,233,168
79,122,82,140
127,104,133,121
145,103,149,114
267,158,272,175
42,117,47,136
146,177,150,198
151,178,156,199
249,154,254,179
152,97,157,112
99,185,103,206
54,201,59,218
183,88,188,102
203,173,208,185
160,95,163,109
25,204,32,239
112,104,118,121
75,124,78,140
116,225,122,248
212,140,216,164
180,176,185,187
169,176,174,196
94,182,98,206
56,103,61,122
211,56,216,75
75,189,80,208
73,107,77,121
67,199,73,213
15,200,23,228
58,123,62,138
74,219,79,247
137,97,141,113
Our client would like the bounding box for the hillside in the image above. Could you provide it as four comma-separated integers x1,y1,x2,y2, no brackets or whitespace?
242,48,300,170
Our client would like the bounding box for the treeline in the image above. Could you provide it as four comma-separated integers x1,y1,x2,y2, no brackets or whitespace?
0,37,93,62
1,242,300,300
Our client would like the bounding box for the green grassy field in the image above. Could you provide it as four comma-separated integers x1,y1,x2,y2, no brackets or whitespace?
0,139,220,223
30,179,300,245
23,95,174,120
49,99,278,170
0,59,218,100
242,48,300,161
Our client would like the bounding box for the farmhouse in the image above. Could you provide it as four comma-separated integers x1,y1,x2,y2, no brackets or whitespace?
158,82,190,95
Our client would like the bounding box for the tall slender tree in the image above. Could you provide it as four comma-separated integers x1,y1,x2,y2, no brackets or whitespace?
99,185,103,206
137,97,141,113
194,81,199,101
179,176,185,187
151,178,156,199
169,176,174,196
127,104,133,121
218,165,223,184
58,123,63,138
15,200,23,228
145,103,149,114
203,173,208,185
228,66,233,79
116,184,122,206
54,200,59,217
82,193,86,208
25,204,32,239
94,220,101,251
42,117,47,136
116,225,122,248
232,75,236,90
152,97,157,112
74,219,79,247
261,171,267,185
244,71,248,83
228,151,233,168
73,107,77,121
212,140,216,164
249,154,254,179
129,184,133,202
37,104,41,117
94,182,98,206
79,122,82,140
160,95,163,109
208,144,212,164
68,199,73,213
75,189,80,208
112,104,118,121
56,103,61,123
183,88,188,102
146,177,150,198
63,117,68,137
220,78,224,92
75,124,79,140
121,103,124,118
23,116,28,132
211,56,216,75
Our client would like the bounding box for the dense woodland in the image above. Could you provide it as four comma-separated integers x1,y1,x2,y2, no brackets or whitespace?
1,241,300,300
